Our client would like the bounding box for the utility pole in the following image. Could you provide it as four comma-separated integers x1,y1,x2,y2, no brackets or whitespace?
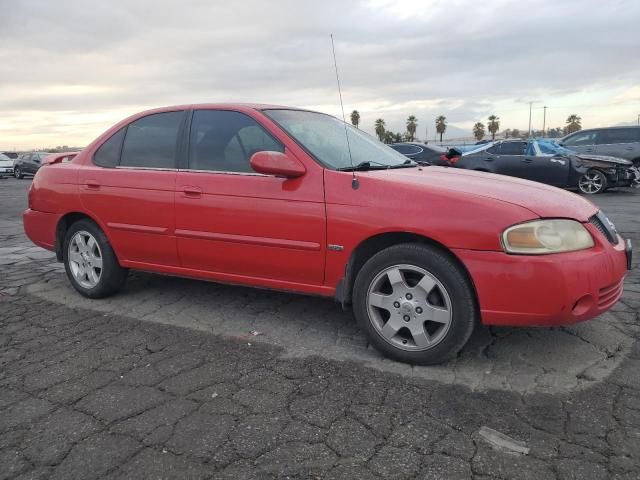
542,106,547,136
528,101,533,137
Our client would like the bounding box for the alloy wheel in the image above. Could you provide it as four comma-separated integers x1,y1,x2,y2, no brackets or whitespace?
68,230,103,288
366,264,453,351
578,172,604,194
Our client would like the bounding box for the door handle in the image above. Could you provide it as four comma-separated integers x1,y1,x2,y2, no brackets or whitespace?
182,186,202,198
521,158,533,163
625,147,633,151
84,180,100,189
485,157,495,161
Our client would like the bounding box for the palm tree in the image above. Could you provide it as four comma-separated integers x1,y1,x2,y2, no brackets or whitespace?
473,122,485,141
406,115,418,141
374,119,386,141
487,115,500,140
565,114,582,134
350,110,360,129
383,131,395,144
435,116,447,142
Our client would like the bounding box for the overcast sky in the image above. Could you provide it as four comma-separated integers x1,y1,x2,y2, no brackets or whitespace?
1,0,639,148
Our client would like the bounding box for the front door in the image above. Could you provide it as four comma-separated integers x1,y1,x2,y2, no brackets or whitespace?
562,130,597,155
175,109,326,286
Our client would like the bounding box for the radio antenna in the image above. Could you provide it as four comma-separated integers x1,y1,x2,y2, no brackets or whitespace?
330,34,358,189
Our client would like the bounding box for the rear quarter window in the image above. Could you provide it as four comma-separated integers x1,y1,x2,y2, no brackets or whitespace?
93,128,126,168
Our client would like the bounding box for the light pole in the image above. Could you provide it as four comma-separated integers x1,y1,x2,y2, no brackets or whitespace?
542,106,547,136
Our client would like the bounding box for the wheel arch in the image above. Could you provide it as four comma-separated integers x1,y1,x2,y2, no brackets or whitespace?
336,231,479,311
55,212,114,262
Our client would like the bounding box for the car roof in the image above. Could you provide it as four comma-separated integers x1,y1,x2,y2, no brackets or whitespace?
132,103,314,115
567,125,640,134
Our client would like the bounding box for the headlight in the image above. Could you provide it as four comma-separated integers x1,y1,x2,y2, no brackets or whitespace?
502,219,594,254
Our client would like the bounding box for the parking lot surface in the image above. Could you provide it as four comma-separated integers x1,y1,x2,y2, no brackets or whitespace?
1,177,639,479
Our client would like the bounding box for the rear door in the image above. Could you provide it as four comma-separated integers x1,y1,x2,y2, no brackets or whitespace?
595,128,639,160
174,108,326,285
491,141,529,177
79,110,186,266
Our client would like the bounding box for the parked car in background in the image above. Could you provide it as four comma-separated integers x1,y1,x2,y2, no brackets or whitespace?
560,126,640,166
389,142,448,165
1,151,18,160
23,104,631,365
0,153,14,178
450,139,638,194
13,151,51,179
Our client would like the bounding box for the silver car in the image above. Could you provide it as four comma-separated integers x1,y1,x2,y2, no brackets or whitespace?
560,126,640,167
0,153,13,178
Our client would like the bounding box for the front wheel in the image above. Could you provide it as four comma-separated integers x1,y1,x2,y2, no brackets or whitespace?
14,167,23,179
352,244,477,365
63,219,128,298
578,169,607,194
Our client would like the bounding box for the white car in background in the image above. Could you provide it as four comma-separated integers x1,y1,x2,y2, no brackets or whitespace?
0,153,14,178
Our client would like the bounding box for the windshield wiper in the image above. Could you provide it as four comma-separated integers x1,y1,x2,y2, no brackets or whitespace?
388,159,418,169
337,159,417,171
337,161,389,171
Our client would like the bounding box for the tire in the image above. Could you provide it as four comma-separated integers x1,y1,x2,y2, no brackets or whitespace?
63,219,127,298
14,167,23,179
352,243,477,365
578,169,607,195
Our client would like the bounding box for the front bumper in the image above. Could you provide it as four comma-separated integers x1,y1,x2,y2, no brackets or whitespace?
454,234,630,327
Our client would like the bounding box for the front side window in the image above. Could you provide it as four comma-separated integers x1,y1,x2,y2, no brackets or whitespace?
189,110,283,172
120,111,184,169
264,109,411,169
563,131,595,147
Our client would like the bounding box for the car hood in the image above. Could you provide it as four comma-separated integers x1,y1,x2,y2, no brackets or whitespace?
575,153,632,166
364,166,598,221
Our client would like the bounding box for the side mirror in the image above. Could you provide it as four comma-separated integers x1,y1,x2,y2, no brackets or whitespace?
250,151,306,178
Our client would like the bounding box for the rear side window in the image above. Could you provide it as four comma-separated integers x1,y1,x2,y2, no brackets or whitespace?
189,110,283,172
499,142,526,155
596,128,638,145
120,111,184,169
94,128,125,168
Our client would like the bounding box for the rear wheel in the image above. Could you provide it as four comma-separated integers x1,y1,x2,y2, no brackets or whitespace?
578,169,607,194
63,219,127,298
352,243,477,365
14,167,23,179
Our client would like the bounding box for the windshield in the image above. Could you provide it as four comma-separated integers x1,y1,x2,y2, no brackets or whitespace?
536,139,573,156
264,109,413,170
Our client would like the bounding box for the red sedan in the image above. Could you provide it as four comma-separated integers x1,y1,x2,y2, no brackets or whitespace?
23,104,632,364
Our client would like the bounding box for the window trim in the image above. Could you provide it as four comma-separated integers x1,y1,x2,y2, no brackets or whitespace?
184,108,285,174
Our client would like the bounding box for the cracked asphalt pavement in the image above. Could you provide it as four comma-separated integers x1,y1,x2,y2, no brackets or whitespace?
1,177,639,479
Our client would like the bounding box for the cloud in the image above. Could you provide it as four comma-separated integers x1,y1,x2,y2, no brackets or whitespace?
1,0,639,147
